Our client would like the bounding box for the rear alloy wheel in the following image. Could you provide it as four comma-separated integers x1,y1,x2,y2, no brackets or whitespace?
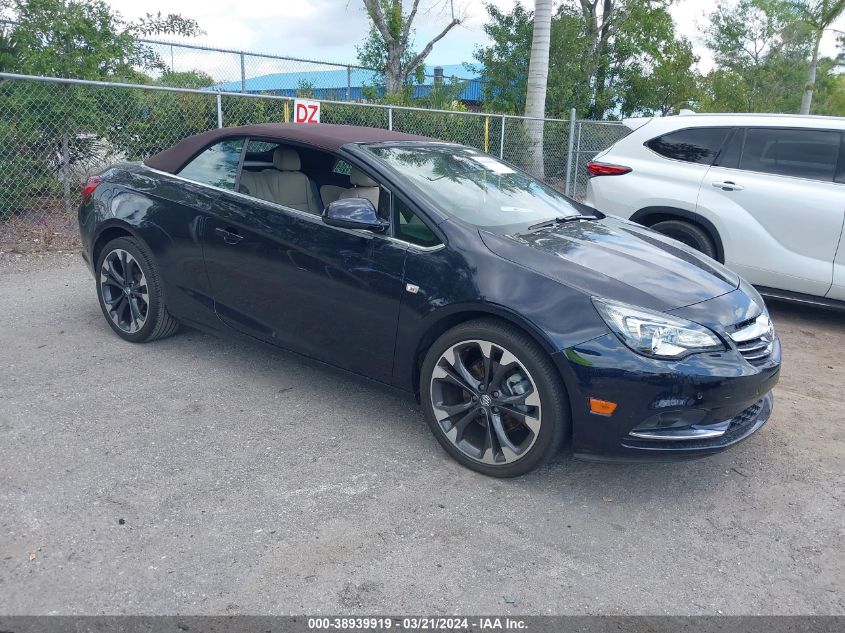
650,220,718,260
96,236,180,343
421,319,569,477
100,248,148,334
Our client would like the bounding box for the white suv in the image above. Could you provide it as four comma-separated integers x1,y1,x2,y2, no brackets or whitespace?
583,113,845,306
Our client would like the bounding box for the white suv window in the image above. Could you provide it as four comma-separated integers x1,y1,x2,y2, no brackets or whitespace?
738,128,841,182
645,127,732,165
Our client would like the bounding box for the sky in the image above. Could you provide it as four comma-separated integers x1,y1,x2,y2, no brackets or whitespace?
106,0,845,73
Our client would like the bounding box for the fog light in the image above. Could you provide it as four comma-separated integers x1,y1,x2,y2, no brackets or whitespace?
628,409,729,441
633,409,708,430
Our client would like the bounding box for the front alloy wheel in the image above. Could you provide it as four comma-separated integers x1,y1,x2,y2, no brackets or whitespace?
431,340,542,465
421,319,569,477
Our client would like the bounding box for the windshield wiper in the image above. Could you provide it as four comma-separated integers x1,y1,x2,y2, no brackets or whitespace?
527,214,598,231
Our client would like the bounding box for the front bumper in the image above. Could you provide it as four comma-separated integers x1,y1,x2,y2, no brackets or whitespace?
553,332,781,462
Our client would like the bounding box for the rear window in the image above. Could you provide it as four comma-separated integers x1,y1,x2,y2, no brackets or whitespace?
739,128,841,182
646,127,731,165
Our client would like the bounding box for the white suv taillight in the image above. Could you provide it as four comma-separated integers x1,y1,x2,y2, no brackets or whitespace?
586,161,632,177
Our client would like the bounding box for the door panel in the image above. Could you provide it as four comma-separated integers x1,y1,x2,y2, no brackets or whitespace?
201,192,407,383
828,229,845,301
699,165,843,296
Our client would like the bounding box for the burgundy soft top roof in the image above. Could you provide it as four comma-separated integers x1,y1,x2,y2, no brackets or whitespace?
144,123,436,174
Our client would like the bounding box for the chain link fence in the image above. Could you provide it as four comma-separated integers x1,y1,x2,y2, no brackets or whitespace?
570,120,633,199
0,73,629,252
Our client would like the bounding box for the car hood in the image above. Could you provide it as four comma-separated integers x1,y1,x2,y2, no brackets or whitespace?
479,216,740,312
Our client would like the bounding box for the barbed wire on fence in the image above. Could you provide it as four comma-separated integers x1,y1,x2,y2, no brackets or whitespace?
0,72,628,252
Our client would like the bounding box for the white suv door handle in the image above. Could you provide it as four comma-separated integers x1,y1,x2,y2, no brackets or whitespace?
712,181,744,192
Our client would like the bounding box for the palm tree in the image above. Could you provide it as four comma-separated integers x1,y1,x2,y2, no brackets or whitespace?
524,0,553,178
793,0,845,114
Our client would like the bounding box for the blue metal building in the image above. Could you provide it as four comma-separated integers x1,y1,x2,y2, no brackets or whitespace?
210,64,484,104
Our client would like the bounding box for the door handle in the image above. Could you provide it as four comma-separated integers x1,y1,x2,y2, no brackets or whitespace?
215,226,244,245
712,181,744,192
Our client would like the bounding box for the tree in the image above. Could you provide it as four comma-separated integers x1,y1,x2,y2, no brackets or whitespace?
787,0,845,113
4,0,202,80
360,0,462,94
621,38,700,116
578,0,680,118
473,3,586,115
157,70,215,89
702,0,813,112
524,0,553,178
474,1,696,119
813,66,845,113
601,0,699,117
0,18,18,71
0,0,204,219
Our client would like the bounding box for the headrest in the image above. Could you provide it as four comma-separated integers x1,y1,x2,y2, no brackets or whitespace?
350,167,378,187
273,148,301,171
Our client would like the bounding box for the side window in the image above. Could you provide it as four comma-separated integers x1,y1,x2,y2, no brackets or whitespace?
646,127,731,165
377,187,391,221
178,139,244,190
739,128,841,182
333,159,352,176
715,128,743,169
394,197,440,247
246,140,278,154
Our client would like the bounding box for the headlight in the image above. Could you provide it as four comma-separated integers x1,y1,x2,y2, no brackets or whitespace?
592,297,725,359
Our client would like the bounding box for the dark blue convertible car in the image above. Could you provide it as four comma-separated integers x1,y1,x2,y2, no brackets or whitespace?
78,123,781,477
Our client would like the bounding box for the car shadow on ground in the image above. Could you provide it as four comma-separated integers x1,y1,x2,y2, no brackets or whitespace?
767,297,845,329
106,305,778,508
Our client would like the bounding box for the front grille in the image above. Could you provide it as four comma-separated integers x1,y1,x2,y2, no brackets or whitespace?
729,314,775,367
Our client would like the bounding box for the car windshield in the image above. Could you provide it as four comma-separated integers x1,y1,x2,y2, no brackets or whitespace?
365,144,582,228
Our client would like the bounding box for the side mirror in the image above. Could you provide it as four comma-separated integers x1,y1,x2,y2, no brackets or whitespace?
322,198,389,233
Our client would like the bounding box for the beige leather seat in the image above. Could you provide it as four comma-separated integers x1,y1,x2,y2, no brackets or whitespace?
239,148,321,214
319,184,347,206
338,168,380,210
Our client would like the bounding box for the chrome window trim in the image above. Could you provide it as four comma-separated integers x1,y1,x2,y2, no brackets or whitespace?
142,165,446,253
706,161,845,186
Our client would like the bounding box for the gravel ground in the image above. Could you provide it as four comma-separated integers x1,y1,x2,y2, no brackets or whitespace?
0,252,843,615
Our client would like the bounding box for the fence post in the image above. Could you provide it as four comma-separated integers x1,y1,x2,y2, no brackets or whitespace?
484,116,489,153
216,93,223,128
61,132,71,215
346,66,352,101
388,107,393,131
240,53,246,93
499,115,505,159
565,107,576,197
575,116,583,197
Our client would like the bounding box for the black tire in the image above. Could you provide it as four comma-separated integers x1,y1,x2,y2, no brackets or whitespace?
650,219,717,260
95,236,180,343
420,318,570,478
